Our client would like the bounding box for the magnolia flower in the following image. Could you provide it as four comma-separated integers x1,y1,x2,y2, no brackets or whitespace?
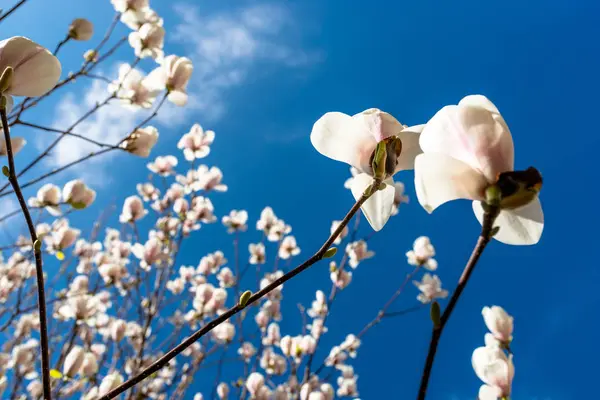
330,220,348,245
346,240,374,268
311,108,423,230
391,181,409,216
147,155,178,176
482,306,514,344
46,219,80,251
222,210,248,233
212,321,235,343
279,236,300,259
80,352,99,377
146,55,193,106
194,165,227,192
0,37,61,106
111,0,148,12
120,7,162,31
238,342,257,361
414,95,544,245
406,236,438,271
119,195,147,223
132,237,164,270
98,371,124,396
216,383,229,400
108,64,158,108
63,345,85,377
128,22,165,59
246,372,266,397
249,243,266,264
330,263,352,290
136,182,160,201
0,137,26,156
216,267,235,288
28,183,61,215
121,126,159,157
413,273,448,304
177,124,215,161
63,179,96,209
69,18,94,41
472,346,514,399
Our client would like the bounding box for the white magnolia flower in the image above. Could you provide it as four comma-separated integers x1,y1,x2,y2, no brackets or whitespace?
111,0,148,13
406,236,437,271
98,371,124,396
128,22,165,60
472,346,514,400
279,236,300,259
391,181,409,215
121,7,162,31
63,345,85,377
0,36,61,110
482,305,514,344
119,195,147,223
147,155,178,176
108,63,158,109
146,55,193,106
69,18,94,41
222,210,248,233
311,108,423,230
177,124,215,161
346,240,374,268
63,179,96,209
249,243,266,264
414,95,544,245
121,126,159,157
413,273,448,304
194,165,227,192
28,183,61,216
0,137,26,155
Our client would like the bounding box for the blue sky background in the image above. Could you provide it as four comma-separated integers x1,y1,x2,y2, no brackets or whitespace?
2,0,599,399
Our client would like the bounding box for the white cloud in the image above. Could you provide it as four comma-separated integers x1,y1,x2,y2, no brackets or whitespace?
171,2,322,118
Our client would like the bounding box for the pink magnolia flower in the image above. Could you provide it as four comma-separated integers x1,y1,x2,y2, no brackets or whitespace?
414,95,544,245
120,7,162,31
121,126,159,157
472,346,514,400
177,124,215,161
0,137,26,155
119,195,147,223
279,236,300,259
147,155,178,176
63,179,96,209
406,236,437,271
146,55,193,106
311,108,423,230
63,345,85,377
222,209,248,233
249,243,266,265
194,165,227,192
212,321,235,343
69,18,94,41
346,240,374,268
246,372,266,397
136,182,160,201
482,305,514,344
111,0,148,12
28,183,61,216
108,64,158,109
216,383,229,400
98,371,124,397
128,22,165,60
413,273,448,304
132,237,163,270
0,37,61,102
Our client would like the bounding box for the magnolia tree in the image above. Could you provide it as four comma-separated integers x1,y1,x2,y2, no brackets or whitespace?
0,1,543,400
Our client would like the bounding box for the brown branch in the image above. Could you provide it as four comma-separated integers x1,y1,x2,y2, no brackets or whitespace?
0,0,27,24
416,206,499,400
1,102,52,399
98,181,378,400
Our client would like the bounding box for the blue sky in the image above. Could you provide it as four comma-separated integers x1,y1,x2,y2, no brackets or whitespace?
2,0,599,399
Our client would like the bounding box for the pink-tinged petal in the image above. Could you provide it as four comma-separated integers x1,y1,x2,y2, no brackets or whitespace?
478,384,502,400
168,90,188,106
0,37,61,97
414,153,487,213
420,95,514,182
350,173,394,231
0,137,26,156
395,124,424,172
472,197,543,245
351,108,404,142
310,112,376,170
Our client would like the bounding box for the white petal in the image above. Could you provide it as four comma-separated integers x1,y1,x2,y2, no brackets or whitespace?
472,197,543,245
478,384,502,400
168,90,188,106
414,153,487,213
395,124,424,171
310,112,376,170
420,96,514,182
350,173,394,231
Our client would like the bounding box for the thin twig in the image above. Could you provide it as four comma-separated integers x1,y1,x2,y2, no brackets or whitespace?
1,102,52,399
416,206,499,400
98,181,378,400
0,0,27,24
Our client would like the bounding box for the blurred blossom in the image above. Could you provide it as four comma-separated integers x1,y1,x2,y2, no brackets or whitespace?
108,64,158,109
63,179,96,209
197,251,227,275
147,155,178,176
128,22,165,59
216,267,235,288
63,345,85,377
137,182,160,201
308,290,328,318
346,240,374,268
406,236,438,271
146,55,193,106
119,195,147,223
132,237,164,270
69,18,94,41
216,382,229,399
482,305,514,344
45,218,80,252
413,273,448,304
330,263,352,290
249,242,266,264
121,126,159,157
27,183,61,216
279,236,300,259
212,321,235,343
238,342,257,362
330,220,348,245
178,124,215,161
391,181,409,216
98,371,124,396
194,165,227,192
222,210,248,233
0,137,26,156
472,345,514,399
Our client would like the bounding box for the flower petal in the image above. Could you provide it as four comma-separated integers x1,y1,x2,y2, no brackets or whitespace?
472,197,544,245
478,384,502,400
414,153,487,213
168,90,188,106
0,37,61,97
395,124,424,172
350,173,394,231
420,95,514,182
310,112,376,170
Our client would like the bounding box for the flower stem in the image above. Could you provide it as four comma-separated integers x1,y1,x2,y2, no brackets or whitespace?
416,206,499,400
98,181,377,400
0,104,52,399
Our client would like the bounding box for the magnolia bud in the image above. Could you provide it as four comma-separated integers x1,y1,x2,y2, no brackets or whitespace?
239,290,252,308
69,18,94,41
323,247,337,259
